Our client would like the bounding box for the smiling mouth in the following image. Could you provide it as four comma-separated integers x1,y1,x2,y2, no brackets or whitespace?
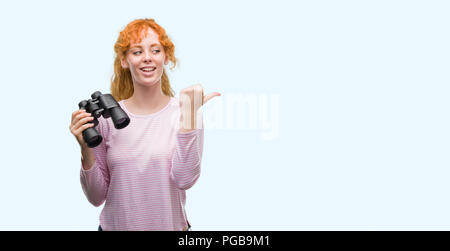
140,67,156,72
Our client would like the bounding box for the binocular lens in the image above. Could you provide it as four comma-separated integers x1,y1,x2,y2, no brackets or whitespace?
111,107,130,129
87,135,102,148
82,127,103,148
117,118,128,125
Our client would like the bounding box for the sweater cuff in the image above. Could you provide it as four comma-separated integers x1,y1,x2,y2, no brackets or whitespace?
81,160,98,173
177,128,202,137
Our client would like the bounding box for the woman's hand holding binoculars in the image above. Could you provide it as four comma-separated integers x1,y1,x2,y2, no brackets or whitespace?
70,109,96,171
70,110,95,147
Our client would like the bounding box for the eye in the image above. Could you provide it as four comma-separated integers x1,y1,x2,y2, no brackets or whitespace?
133,51,142,55
152,49,161,54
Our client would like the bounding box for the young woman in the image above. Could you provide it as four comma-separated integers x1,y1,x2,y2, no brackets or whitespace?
69,18,220,231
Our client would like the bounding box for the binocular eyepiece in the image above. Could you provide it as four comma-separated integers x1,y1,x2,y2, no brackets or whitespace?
78,91,130,148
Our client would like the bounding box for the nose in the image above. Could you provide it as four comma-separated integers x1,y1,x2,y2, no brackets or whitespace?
143,51,152,63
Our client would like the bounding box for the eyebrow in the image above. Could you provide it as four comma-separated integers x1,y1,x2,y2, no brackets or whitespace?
130,43,161,49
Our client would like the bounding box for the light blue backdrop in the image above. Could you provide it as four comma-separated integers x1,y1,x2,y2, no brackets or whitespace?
0,0,449,230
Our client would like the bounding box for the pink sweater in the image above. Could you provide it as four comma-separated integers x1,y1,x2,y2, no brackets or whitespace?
80,97,203,231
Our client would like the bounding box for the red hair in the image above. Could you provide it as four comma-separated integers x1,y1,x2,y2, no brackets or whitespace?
111,18,177,101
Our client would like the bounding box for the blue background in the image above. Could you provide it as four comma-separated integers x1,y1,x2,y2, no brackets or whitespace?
0,0,449,230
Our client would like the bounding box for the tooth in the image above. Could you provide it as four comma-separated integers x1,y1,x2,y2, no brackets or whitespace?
141,67,155,72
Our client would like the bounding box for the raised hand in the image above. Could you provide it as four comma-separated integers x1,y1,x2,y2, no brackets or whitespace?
179,84,221,131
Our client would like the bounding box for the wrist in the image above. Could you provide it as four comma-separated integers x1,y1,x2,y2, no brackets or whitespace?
179,128,195,133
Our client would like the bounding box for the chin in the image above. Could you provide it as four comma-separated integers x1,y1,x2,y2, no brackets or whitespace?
137,79,160,87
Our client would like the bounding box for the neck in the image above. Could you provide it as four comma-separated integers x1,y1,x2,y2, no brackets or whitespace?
127,80,171,113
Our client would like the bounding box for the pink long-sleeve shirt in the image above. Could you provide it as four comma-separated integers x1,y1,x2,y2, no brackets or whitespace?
80,97,203,231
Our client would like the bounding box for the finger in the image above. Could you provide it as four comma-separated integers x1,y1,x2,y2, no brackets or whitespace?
73,123,95,136
179,92,191,107
71,116,93,134
74,112,92,124
73,112,91,121
72,109,85,121
203,92,221,105
74,116,95,130
194,84,203,93
71,114,92,133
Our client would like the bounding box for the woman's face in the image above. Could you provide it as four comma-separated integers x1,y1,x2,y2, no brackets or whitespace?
121,28,168,88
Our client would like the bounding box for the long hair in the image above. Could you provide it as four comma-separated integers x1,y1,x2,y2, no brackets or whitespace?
111,18,177,101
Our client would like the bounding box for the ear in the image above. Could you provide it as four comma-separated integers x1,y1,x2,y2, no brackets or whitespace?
120,55,129,69
164,54,169,65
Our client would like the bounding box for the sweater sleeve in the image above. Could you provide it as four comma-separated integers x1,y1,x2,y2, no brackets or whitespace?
80,117,110,207
171,128,204,190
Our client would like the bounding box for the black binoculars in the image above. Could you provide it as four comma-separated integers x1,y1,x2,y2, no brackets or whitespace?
78,91,130,148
